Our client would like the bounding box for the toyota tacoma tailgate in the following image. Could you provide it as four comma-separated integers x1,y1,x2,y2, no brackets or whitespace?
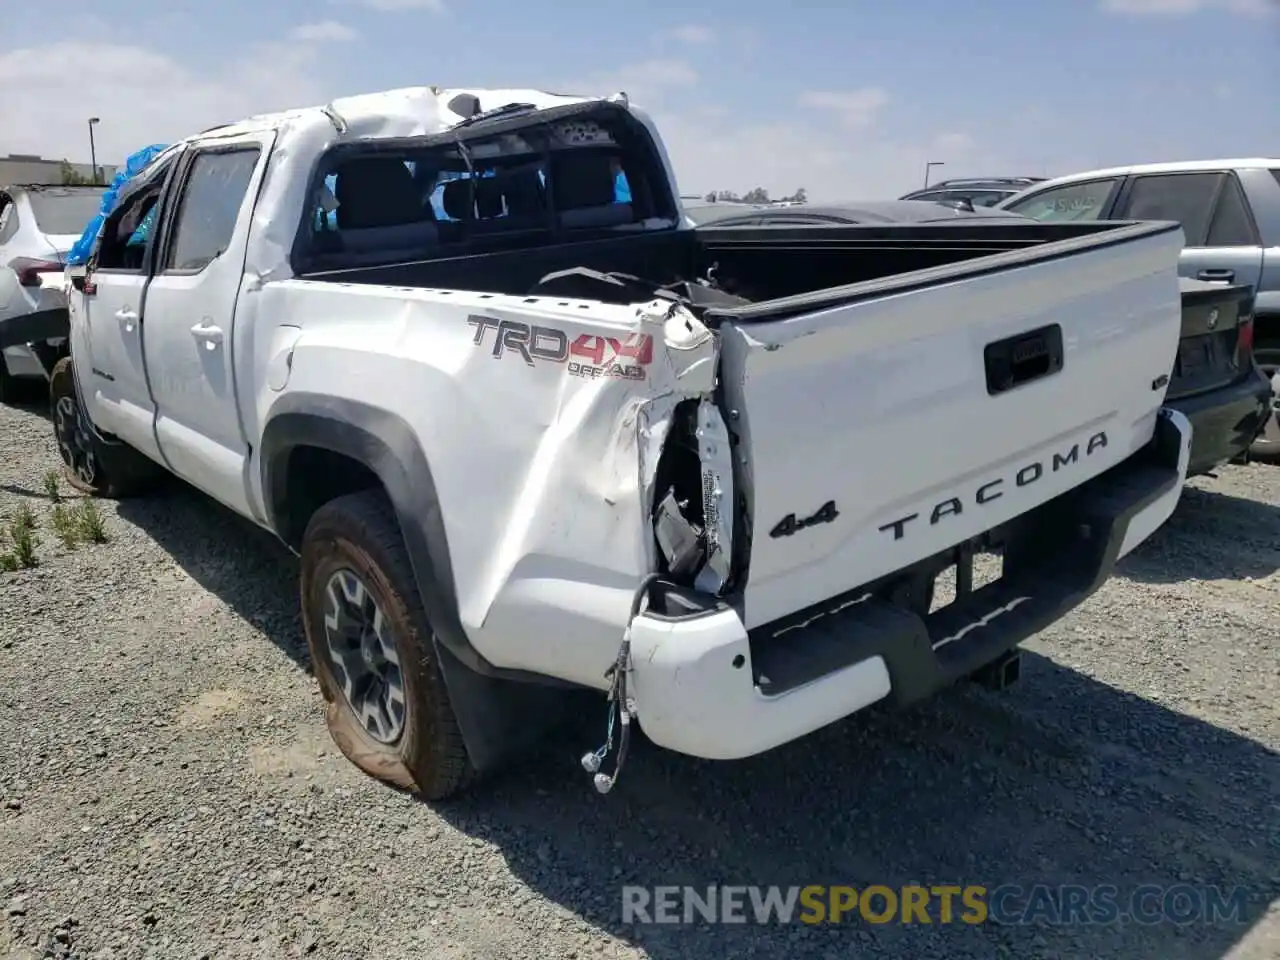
710,222,1188,628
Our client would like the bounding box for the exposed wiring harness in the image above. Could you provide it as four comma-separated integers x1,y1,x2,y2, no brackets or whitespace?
581,572,662,794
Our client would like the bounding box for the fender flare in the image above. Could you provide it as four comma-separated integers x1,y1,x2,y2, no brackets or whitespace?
259,393,585,773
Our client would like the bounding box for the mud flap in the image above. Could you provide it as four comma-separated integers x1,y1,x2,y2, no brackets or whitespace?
432,636,594,774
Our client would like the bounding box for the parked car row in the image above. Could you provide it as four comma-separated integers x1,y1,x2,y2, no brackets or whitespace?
898,176,1048,208
889,160,1280,462
690,184,1274,477
993,159,1280,461
0,185,104,400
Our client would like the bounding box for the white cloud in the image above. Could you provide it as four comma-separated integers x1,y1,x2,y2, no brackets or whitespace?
350,0,447,11
288,20,359,43
559,62,996,201
798,88,890,128
1099,0,1274,16
934,132,976,153
0,37,996,208
0,37,341,165
559,59,701,105
669,25,714,44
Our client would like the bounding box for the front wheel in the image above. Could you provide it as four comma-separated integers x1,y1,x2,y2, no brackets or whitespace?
299,489,474,800
48,357,160,498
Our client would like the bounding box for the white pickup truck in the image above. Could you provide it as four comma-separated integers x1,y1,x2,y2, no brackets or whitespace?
45,85,1193,800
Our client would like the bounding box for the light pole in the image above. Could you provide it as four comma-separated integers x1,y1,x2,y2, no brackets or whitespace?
87,117,100,185
923,161,944,189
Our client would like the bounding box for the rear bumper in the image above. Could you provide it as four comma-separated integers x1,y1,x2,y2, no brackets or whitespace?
0,306,70,352
1166,368,1271,475
629,409,1192,761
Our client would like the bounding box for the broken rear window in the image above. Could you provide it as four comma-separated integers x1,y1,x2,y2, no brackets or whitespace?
296,107,672,271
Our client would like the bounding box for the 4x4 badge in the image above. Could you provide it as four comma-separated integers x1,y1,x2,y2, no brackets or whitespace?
770,500,839,538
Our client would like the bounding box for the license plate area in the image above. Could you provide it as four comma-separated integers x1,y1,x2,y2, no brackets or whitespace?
1169,330,1238,398
1178,339,1209,377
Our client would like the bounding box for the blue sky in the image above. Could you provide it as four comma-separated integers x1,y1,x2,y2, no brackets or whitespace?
0,0,1276,199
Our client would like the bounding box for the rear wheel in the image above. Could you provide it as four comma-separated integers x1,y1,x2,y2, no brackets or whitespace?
48,357,160,498
299,489,474,800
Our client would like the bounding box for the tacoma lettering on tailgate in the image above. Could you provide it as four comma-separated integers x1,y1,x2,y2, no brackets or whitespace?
878,431,1109,541
466,315,653,381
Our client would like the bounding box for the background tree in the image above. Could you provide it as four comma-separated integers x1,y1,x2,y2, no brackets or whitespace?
701,188,808,204
59,161,96,186
702,187,808,204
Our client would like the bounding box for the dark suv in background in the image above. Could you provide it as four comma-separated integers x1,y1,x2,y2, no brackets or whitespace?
899,177,1047,208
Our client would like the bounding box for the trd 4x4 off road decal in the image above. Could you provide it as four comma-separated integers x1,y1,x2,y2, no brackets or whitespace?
466,315,653,381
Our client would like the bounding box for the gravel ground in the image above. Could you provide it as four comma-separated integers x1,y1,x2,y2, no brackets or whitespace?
1,395,1278,960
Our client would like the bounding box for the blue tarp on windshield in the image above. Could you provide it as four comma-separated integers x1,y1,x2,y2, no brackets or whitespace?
66,143,169,266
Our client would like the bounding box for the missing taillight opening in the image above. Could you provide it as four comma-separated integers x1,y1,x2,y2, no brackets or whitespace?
650,398,736,596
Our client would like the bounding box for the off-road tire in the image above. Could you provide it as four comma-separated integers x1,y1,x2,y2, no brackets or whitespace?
48,357,161,498
299,489,475,800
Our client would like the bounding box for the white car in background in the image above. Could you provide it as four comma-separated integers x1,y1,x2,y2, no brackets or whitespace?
0,184,104,402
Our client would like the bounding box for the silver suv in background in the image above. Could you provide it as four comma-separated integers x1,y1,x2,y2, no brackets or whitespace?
0,184,104,402
996,159,1280,459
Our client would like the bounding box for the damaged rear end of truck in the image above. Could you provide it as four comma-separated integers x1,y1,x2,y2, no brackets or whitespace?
618,221,1193,767
263,91,1193,793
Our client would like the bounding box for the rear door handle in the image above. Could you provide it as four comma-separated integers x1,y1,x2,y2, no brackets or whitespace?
115,308,137,333
1197,269,1235,283
190,322,224,349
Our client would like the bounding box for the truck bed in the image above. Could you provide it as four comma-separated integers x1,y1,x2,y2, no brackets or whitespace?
297,218,1174,317
274,214,1187,657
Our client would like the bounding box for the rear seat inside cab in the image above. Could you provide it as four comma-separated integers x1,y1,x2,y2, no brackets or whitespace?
329,157,439,257
552,151,633,229
312,146,634,266
439,169,548,235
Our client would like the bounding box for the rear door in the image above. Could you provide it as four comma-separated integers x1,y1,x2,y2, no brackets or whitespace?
1110,170,1265,290
710,222,1186,629
140,132,274,517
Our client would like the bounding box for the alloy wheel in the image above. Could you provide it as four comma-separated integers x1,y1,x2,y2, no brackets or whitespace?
53,393,98,487
321,569,407,744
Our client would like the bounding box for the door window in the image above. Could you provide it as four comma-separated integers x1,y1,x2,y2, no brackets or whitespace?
1005,179,1119,222
1204,175,1259,247
1114,172,1222,246
163,148,262,273
96,188,165,271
